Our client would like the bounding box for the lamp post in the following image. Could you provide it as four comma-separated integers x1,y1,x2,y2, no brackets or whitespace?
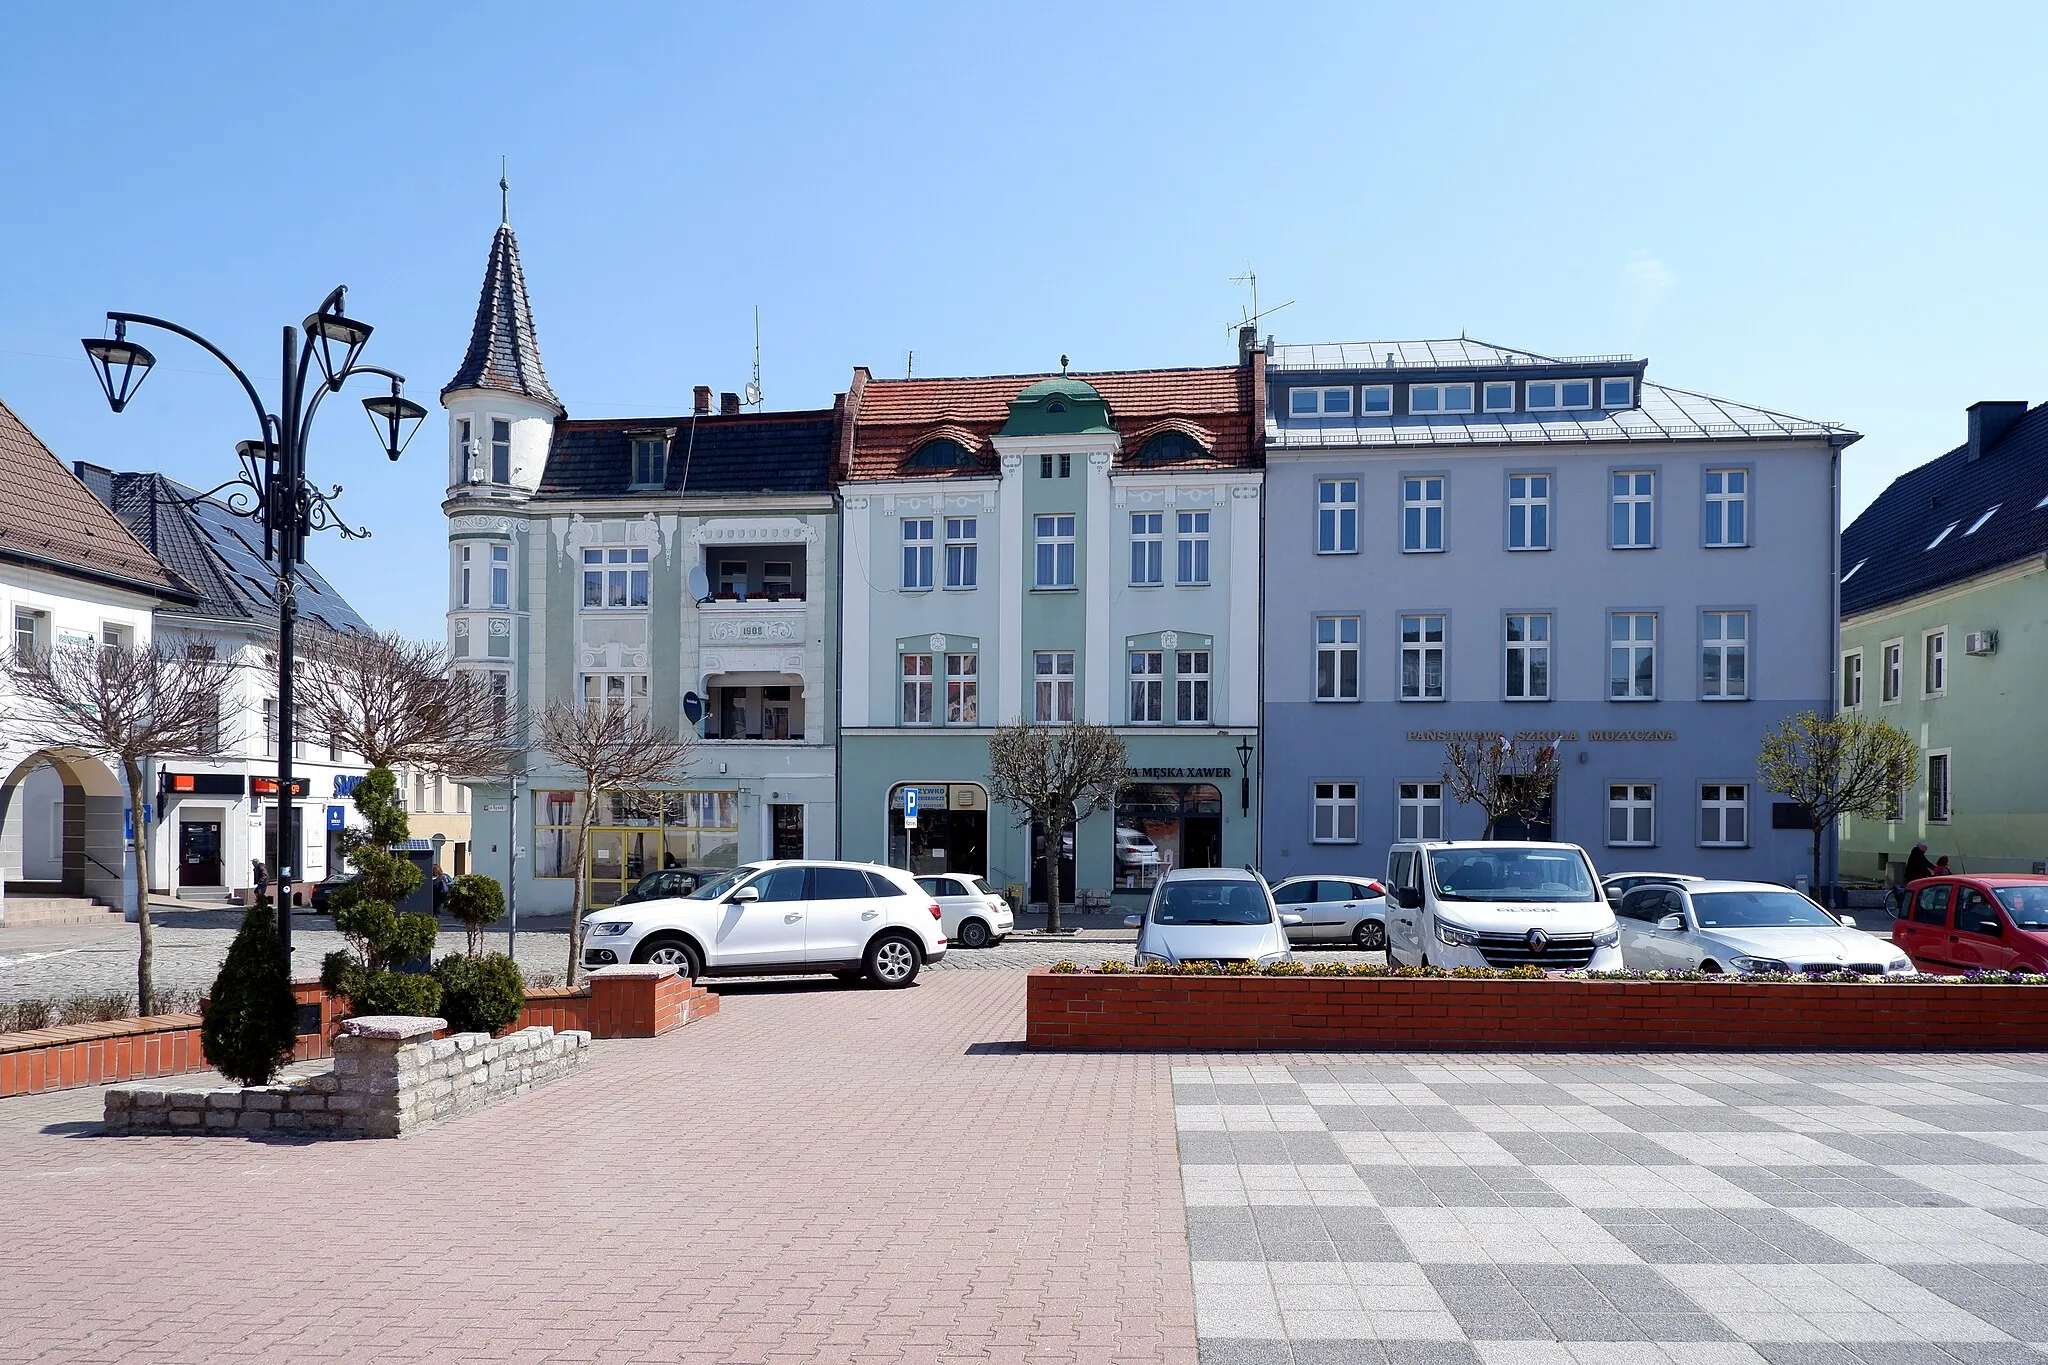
1235,735,1254,818
83,288,426,965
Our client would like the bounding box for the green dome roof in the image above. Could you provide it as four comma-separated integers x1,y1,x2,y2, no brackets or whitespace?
1013,375,1104,403
1001,370,1115,437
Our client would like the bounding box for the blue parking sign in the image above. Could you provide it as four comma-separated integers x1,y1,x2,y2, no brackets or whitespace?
903,787,919,824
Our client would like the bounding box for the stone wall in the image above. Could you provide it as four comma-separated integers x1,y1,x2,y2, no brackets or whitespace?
104,1015,589,1139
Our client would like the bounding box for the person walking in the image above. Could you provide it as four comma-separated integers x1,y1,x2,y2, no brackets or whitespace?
1894,841,1935,917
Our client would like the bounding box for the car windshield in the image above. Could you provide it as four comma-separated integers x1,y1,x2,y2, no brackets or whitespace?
688,866,761,901
1689,890,1839,929
1151,881,1272,926
1995,887,2048,929
1429,849,1597,902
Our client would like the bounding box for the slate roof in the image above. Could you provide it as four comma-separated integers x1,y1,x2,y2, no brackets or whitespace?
76,467,372,635
442,224,562,414
1840,403,2048,618
535,411,838,499
0,399,193,601
845,365,1257,481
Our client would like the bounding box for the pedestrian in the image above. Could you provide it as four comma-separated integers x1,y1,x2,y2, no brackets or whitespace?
1935,856,1952,874
431,865,450,913
1902,841,1935,883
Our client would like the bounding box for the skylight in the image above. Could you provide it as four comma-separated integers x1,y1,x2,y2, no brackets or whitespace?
1965,505,2001,535
1842,559,1867,584
1927,521,1961,550
2038,490,2048,510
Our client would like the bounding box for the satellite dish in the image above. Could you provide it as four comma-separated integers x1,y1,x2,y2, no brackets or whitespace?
687,566,710,602
683,691,704,724
744,381,762,407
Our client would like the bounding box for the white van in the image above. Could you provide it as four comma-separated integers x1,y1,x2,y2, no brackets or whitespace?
1383,841,1621,972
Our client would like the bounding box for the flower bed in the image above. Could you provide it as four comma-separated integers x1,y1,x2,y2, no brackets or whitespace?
1025,964,2048,1051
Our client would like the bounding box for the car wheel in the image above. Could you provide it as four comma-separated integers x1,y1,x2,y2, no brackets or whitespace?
1353,920,1387,951
1699,960,1722,975
634,935,702,981
958,918,992,949
865,933,922,989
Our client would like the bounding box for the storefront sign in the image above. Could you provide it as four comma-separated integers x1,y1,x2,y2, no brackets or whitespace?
333,774,363,798
159,771,246,797
1407,730,1582,744
1129,767,1232,779
326,805,348,831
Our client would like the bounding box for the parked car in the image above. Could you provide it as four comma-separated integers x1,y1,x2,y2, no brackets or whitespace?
1269,875,1387,950
310,872,359,914
1125,867,1297,968
1115,827,1161,871
1616,879,1911,976
1892,874,2048,973
579,860,947,987
1602,871,1704,904
616,867,710,905
1383,841,1620,971
915,873,1013,948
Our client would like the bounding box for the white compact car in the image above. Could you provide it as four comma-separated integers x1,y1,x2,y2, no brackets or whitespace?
1615,879,1913,976
1602,871,1705,902
1125,867,1299,967
1384,840,1621,972
1269,875,1387,950
915,873,1013,948
580,860,947,987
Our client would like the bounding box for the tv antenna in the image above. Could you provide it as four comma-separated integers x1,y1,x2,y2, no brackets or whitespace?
1228,267,1294,333
905,349,914,377
744,305,763,409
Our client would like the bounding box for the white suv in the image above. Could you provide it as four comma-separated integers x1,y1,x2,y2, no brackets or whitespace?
580,860,948,988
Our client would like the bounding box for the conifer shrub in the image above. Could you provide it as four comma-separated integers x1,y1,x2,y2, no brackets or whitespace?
321,766,441,1018
201,898,300,1086
434,952,525,1034
447,873,507,956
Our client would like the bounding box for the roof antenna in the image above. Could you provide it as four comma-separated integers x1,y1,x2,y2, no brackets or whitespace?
744,306,763,409
905,349,914,377
499,156,510,226
1227,265,1295,334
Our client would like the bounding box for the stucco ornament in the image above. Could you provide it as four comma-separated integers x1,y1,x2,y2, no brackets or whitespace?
1160,630,1179,650
929,633,946,652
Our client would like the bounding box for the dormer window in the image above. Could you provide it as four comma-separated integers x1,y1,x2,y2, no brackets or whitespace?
908,438,975,470
1926,521,1960,550
1600,377,1635,408
1045,401,1067,414
1526,380,1594,412
1965,505,2000,535
1135,431,1208,464
1408,383,1473,415
1290,387,1352,416
629,435,668,489
1361,385,1393,414
1483,383,1515,413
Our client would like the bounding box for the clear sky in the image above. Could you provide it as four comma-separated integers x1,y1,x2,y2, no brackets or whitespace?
3,2,2043,644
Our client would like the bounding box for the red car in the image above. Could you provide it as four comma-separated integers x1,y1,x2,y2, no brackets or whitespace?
1892,874,2048,973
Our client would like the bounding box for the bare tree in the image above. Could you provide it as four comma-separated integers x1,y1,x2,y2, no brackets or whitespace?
1439,735,1561,839
535,699,696,983
4,640,234,1013
1757,710,1919,899
297,630,518,774
986,718,1128,934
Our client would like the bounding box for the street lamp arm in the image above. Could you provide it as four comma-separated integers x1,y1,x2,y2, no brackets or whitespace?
294,358,405,450
103,311,276,441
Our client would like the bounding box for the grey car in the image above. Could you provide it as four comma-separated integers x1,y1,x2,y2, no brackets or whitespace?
1270,874,1387,950
1124,867,1298,967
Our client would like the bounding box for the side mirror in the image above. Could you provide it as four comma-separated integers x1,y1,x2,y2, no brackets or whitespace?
1281,913,1304,927
1397,888,1422,911
1657,913,1685,932
1123,914,1142,929
1607,893,1622,909
1836,913,1858,929
730,885,761,903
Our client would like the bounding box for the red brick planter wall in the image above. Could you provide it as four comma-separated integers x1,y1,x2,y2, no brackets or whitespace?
1025,969,2048,1051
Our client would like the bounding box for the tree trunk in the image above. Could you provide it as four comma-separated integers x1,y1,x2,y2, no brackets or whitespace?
1811,827,1825,909
124,758,154,1016
1044,817,1063,935
567,784,596,984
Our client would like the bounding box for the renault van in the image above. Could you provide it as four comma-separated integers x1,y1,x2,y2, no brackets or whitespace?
1383,840,1620,971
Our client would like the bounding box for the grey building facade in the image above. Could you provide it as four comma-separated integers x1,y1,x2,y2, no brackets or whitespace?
1258,339,1856,887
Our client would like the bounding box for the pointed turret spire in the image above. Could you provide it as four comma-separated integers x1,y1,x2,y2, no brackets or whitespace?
442,208,562,414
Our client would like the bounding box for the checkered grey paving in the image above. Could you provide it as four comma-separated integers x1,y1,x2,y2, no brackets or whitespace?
1178,1059,2048,1364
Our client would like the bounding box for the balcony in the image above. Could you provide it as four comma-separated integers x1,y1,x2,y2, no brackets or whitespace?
702,676,807,742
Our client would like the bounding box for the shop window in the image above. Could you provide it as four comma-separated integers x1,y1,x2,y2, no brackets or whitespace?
534,789,740,908
888,783,989,879
1114,783,1223,893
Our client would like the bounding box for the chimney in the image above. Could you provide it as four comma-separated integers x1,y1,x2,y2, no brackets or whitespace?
693,385,712,416
1967,400,2028,462
71,460,115,508
720,391,741,416
1237,324,1259,365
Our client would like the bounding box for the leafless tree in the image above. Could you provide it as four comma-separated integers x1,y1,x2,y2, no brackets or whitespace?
297,630,519,774
986,718,1128,934
4,640,235,1013
1439,735,1561,839
535,699,696,983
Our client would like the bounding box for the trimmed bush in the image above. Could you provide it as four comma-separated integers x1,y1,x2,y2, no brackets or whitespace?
201,899,300,1086
447,874,507,956
354,970,444,1018
434,952,525,1035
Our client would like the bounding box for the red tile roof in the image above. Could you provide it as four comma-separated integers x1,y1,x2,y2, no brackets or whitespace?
845,365,1258,481
0,399,192,600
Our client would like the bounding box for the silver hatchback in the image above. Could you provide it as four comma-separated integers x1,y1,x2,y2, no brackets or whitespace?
1125,868,1298,967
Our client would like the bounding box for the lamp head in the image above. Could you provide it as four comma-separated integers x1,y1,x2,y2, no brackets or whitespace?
81,321,155,413
304,304,373,388
362,385,428,461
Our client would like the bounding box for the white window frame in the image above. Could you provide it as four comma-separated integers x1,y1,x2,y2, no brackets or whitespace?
1927,749,1952,823
490,544,510,609
1482,382,1516,413
944,517,978,589
1360,385,1393,415
1608,783,1656,848
945,652,978,725
1841,649,1863,709
1128,650,1164,724
581,546,649,610
262,697,278,757
1922,628,1947,697
1315,615,1360,702
901,518,934,591
1504,613,1551,701
1317,479,1358,554
1600,377,1635,408
1035,514,1076,589
1396,781,1443,842
1402,475,1445,553
1880,637,1904,704
1034,651,1074,723
1408,383,1475,415
488,418,512,484
1399,613,1446,702
628,435,667,489
1290,386,1353,416
1704,468,1749,548
1129,512,1163,586
581,672,650,721
1312,781,1360,844
1699,783,1750,847
1700,610,1749,700
901,653,934,725
13,607,45,656
1526,380,1595,412
1506,473,1550,551
457,545,472,608
1611,471,1656,549
1176,511,1211,586
1609,612,1658,701
1176,649,1210,724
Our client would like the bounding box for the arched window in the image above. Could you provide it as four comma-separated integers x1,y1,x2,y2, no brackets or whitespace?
1136,431,1207,464
1045,402,1067,414
907,438,974,470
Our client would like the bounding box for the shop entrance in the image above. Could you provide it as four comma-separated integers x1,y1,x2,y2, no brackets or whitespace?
1028,819,1077,905
1113,783,1224,893
178,820,222,887
771,804,805,859
888,783,988,878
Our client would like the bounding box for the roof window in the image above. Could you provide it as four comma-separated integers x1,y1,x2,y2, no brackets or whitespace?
1526,380,1594,412
1842,559,1867,584
1600,378,1635,408
1483,382,1515,413
908,438,976,470
1409,383,1474,415
1290,387,1353,417
1134,431,1208,464
2036,490,2048,510
1965,505,2001,535
1926,521,1960,550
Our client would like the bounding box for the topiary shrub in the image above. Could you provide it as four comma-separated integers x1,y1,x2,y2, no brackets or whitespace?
447,874,507,957
354,970,444,1019
322,766,439,1018
201,898,300,1086
434,952,525,1035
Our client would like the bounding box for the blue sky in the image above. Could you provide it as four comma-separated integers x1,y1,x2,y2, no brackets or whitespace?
3,2,2043,643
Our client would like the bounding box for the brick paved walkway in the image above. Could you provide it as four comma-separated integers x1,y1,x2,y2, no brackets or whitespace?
0,969,1195,1365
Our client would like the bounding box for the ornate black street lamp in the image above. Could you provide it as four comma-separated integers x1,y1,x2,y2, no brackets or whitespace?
1236,735,1255,817
83,287,426,963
